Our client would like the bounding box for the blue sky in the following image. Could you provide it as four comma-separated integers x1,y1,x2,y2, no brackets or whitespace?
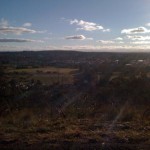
1,0,150,52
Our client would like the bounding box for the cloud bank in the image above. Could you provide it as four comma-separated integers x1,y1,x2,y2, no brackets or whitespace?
127,35,150,41
0,27,36,35
97,40,114,44
65,35,86,40
0,19,44,35
0,38,43,43
121,27,150,34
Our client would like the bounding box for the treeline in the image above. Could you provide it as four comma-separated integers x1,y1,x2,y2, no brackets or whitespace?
1,51,150,67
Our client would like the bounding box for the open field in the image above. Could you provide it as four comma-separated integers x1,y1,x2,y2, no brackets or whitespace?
5,66,78,85
7,67,78,74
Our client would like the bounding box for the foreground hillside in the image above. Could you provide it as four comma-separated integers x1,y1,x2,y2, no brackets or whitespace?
0,118,149,150
0,51,150,149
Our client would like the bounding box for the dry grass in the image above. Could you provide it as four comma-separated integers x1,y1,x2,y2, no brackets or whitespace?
7,67,78,74
6,66,78,85
0,104,149,149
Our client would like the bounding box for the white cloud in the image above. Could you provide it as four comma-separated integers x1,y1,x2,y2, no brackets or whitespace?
127,35,150,41
65,35,86,40
77,25,103,31
0,26,47,35
103,29,110,32
115,37,123,41
0,18,46,35
97,40,114,44
70,19,78,25
146,23,150,27
0,26,36,35
121,27,150,34
37,30,47,34
131,41,150,44
70,19,109,32
23,22,32,27
65,35,93,40
86,37,93,40
0,38,43,43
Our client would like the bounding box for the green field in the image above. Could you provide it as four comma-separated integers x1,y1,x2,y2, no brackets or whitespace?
6,66,78,85
8,66,78,74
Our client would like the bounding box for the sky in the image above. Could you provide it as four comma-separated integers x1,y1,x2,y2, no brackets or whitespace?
1,0,150,52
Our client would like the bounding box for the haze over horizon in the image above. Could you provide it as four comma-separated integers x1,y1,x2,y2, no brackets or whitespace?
1,0,150,52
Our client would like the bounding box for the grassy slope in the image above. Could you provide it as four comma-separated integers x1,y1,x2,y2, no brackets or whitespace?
0,118,149,150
